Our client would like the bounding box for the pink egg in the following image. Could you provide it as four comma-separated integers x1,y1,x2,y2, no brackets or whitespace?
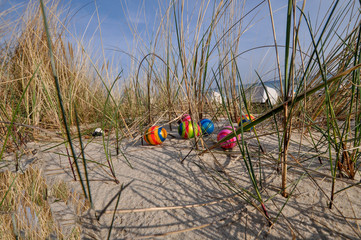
181,114,192,122
217,126,239,149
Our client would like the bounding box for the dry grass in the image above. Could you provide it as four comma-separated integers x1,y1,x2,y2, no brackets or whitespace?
0,0,360,238
0,0,108,129
0,165,88,239
0,167,61,239
51,180,70,203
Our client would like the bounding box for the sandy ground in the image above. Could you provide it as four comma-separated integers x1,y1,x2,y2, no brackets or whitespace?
5,121,361,239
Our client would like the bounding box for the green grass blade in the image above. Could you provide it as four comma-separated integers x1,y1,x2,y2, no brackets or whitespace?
107,183,123,240
0,174,18,207
74,106,92,207
39,0,88,199
205,63,361,152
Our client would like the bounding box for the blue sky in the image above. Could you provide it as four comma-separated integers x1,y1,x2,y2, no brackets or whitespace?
0,0,358,85
63,0,290,80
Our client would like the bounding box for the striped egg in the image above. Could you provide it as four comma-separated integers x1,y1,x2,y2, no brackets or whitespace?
180,114,192,122
217,126,239,149
144,126,167,145
178,121,201,139
199,118,214,135
238,114,255,131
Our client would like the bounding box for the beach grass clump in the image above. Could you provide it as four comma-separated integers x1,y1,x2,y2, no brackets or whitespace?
0,166,86,239
0,0,111,131
0,167,63,239
0,0,122,183
51,180,70,203
1,0,361,237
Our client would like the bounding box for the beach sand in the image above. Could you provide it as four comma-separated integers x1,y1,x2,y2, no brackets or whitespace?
6,122,361,239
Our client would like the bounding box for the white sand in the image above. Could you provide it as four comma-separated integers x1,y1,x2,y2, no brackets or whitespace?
9,123,361,239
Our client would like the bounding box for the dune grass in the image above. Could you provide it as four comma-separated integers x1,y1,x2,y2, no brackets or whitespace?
0,0,361,238
0,166,84,239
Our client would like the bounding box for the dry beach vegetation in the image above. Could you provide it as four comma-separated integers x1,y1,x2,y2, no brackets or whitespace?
0,0,361,239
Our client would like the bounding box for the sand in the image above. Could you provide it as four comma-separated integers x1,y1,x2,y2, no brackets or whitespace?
6,121,361,239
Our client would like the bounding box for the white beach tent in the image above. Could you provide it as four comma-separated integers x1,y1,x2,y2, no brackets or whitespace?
247,85,280,105
209,90,223,104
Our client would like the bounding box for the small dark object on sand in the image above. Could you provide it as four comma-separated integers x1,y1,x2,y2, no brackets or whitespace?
92,128,103,137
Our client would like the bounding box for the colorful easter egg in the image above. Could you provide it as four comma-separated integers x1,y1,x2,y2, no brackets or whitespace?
238,114,255,131
217,126,239,149
180,114,192,122
199,118,214,135
144,126,167,145
178,121,201,139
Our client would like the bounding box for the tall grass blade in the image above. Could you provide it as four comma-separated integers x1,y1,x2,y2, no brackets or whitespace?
205,63,361,152
213,68,271,224
74,106,92,207
39,0,88,199
107,183,123,240
0,175,18,207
